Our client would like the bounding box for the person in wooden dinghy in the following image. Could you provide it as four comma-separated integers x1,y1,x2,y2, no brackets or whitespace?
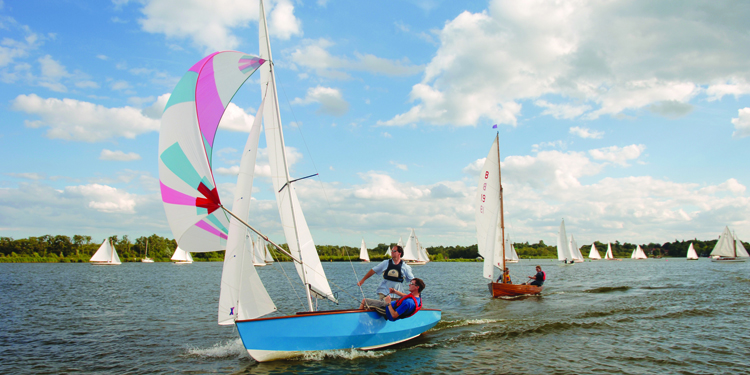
523,265,545,286
496,267,512,284
359,278,425,321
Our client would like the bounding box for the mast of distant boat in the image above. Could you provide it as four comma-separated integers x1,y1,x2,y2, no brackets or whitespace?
496,133,506,274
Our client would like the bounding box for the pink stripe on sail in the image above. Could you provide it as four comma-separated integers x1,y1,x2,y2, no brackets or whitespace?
195,219,228,240
189,52,219,73
195,55,224,148
160,181,197,206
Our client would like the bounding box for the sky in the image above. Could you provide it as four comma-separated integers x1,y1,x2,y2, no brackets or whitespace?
1,0,750,249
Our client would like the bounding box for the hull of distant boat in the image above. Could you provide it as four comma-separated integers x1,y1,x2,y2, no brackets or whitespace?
90,261,121,265
173,261,192,264
488,282,542,297
711,257,747,262
686,258,699,260
360,259,370,263
265,261,274,264
505,260,519,263
253,263,267,267
141,258,154,263
235,308,441,362
404,260,427,265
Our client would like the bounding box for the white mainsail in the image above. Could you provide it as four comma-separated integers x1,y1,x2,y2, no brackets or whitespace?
476,135,502,280
686,243,698,260
505,235,519,263
569,235,584,262
259,3,335,304
588,243,601,260
402,228,422,262
171,246,193,263
359,239,370,262
262,236,274,263
384,246,391,257
218,96,276,325
252,234,266,266
557,219,573,262
416,236,430,263
90,239,121,265
605,243,614,260
631,245,648,259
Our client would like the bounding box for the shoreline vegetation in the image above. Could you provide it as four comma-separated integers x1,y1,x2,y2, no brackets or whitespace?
0,234,735,263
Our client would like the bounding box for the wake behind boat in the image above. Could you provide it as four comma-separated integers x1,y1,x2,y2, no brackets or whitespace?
158,0,440,362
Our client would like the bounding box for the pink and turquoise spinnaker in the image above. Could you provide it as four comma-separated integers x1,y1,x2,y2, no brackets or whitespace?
158,51,266,253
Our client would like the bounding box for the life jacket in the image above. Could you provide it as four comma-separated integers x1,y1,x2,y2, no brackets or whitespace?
540,271,546,281
383,259,404,282
393,293,422,320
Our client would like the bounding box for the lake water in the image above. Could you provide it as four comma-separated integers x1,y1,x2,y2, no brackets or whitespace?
1,259,749,374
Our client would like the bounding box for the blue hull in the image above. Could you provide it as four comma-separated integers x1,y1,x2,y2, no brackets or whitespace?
235,309,441,362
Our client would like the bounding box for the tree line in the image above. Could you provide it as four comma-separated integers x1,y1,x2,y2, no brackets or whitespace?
0,234,736,263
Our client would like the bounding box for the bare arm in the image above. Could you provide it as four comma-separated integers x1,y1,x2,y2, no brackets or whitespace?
389,287,407,297
357,269,376,286
385,296,399,319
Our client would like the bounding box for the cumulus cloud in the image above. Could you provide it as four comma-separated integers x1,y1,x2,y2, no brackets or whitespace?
269,0,301,40
569,126,603,139
65,184,136,213
381,0,750,127
100,149,142,161
292,86,349,116
217,103,257,132
290,38,423,79
589,144,646,167
11,94,160,142
353,172,428,200
731,107,750,139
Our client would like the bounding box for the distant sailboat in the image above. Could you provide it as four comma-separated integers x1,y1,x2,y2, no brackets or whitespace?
505,235,519,263
141,238,154,263
359,239,370,262
569,235,584,263
403,228,429,265
171,246,193,264
710,227,749,262
686,243,698,260
261,236,274,264
478,134,541,297
588,243,601,260
250,233,267,267
90,239,121,265
557,219,575,264
604,243,615,260
631,245,648,259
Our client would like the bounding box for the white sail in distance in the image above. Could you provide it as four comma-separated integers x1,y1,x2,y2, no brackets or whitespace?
90,239,121,264
359,239,370,262
476,135,502,280
589,243,601,260
686,243,698,260
557,219,572,262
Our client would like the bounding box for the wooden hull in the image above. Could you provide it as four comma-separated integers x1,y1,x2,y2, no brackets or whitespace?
489,282,542,297
711,257,747,262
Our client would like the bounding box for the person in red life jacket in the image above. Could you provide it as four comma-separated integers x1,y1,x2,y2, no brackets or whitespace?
496,267,511,284
359,278,425,321
523,265,545,286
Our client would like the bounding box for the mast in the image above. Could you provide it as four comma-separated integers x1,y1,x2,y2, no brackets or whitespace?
258,0,313,312
496,133,506,273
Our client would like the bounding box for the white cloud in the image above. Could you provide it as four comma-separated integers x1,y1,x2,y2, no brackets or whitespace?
217,103,257,132
531,140,564,152
390,161,408,171
269,0,301,40
100,149,142,161
7,172,45,180
11,94,160,142
353,172,428,200
569,126,603,139
290,38,423,79
66,184,136,213
292,86,349,116
731,107,750,139
381,1,750,127
588,144,645,167
138,0,259,52
536,100,591,119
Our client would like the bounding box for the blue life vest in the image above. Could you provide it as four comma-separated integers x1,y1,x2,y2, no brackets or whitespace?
383,259,404,282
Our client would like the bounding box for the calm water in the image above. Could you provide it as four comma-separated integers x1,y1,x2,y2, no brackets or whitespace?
1,259,749,374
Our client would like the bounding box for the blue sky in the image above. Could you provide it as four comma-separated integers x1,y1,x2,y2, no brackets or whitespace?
2,0,750,248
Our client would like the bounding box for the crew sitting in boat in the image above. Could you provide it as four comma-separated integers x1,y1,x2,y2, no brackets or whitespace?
523,265,545,286
496,267,511,284
359,278,425,321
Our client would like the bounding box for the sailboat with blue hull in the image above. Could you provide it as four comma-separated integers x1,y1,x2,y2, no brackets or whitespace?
159,0,440,362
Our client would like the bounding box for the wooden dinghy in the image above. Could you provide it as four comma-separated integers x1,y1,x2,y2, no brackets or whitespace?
489,282,542,297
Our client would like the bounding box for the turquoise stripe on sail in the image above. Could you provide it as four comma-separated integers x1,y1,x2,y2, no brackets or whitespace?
161,143,202,189
206,212,229,234
164,71,198,112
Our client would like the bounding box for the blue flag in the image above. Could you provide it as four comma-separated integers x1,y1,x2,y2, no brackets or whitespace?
492,124,497,129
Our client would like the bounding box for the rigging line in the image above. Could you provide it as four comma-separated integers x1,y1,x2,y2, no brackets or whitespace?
267,251,307,313
276,83,369,299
